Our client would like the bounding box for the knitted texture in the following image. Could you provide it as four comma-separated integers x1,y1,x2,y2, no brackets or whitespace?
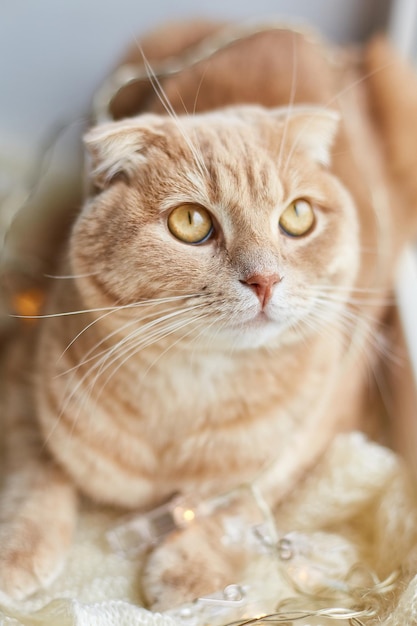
1,433,417,626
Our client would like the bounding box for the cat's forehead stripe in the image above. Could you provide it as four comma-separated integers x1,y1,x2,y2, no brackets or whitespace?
179,125,282,211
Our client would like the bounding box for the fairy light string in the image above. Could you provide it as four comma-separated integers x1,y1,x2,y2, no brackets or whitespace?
107,481,402,625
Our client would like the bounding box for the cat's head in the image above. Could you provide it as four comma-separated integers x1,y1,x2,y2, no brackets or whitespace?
70,105,359,350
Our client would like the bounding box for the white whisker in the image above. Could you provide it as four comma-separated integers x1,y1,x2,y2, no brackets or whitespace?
88,308,209,406
56,300,192,376
42,299,204,446
283,60,394,173
136,312,212,384
299,294,400,368
16,293,198,321
45,271,100,280
304,290,393,307
56,294,198,366
12,302,142,320
192,62,211,115
277,31,298,171
136,46,210,181
55,304,206,432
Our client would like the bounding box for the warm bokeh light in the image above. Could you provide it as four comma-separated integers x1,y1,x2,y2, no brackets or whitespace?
12,288,44,321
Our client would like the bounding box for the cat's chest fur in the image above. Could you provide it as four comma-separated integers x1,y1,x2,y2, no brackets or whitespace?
36,315,337,509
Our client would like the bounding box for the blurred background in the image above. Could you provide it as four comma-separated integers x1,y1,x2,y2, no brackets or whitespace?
0,0,408,174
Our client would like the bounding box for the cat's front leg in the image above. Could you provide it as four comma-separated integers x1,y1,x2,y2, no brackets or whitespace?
0,336,78,600
142,513,251,611
141,490,266,611
0,459,78,600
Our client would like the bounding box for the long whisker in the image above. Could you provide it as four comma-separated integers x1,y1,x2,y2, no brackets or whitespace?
57,304,206,429
82,308,209,419
302,296,400,366
57,294,198,364
302,289,394,307
14,293,197,321
277,31,298,171
91,304,207,386
307,283,391,294
57,307,129,364
41,301,204,446
174,88,191,116
283,60,394,173
305,282,394,312
56,300,194,376
138,49,210,181
12,302,145,320
80,310,211,437
308,296,384,328
192,62,211,115
59,300,202,376
45,271,100,280
290,306,366,363
113,311,211,389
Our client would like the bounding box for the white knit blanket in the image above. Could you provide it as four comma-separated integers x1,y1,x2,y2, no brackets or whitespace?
1,433,417,626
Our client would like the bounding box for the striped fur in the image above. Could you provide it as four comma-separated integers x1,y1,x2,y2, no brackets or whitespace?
2,23,417,606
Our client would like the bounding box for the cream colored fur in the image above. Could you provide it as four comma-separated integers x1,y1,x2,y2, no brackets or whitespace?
1,22,417,609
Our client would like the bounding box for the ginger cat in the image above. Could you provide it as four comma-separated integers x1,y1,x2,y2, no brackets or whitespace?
1,22,417,609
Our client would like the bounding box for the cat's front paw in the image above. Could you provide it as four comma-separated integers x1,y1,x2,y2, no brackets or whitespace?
0,461,78,601
0,516,72,601
142,517,249,612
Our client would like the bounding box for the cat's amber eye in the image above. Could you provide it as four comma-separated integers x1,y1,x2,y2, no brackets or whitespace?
279,199,315,237
168,204,213,244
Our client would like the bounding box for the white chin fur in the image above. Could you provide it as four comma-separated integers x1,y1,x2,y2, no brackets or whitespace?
199,318,287,351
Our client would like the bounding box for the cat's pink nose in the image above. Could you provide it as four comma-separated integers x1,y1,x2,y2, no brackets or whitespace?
240,273,281,307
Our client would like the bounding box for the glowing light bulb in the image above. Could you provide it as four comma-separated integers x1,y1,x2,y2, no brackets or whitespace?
182,508,196,523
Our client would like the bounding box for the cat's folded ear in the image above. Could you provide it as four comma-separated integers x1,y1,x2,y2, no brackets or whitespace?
83,115,165,190
272,107,340,167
